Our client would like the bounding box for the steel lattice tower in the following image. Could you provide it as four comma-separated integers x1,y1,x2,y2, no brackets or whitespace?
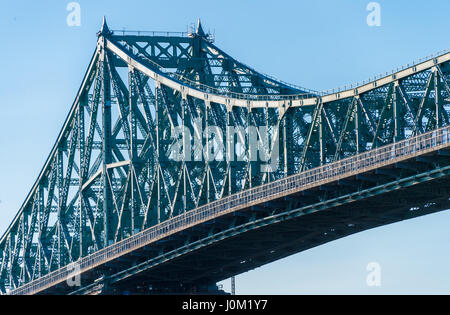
1,19,450,295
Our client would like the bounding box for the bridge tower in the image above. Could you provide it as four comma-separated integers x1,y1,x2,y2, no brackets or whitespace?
1,18,450,295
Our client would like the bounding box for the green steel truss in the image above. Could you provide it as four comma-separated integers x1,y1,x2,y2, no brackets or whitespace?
0,19,449,294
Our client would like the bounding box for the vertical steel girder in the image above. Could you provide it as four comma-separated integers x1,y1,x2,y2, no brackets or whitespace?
0,20,449,294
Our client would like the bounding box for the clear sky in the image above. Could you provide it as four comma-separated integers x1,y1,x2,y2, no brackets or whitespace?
1,0,450,294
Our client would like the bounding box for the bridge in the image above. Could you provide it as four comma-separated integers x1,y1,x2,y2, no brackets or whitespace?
1,18,450,295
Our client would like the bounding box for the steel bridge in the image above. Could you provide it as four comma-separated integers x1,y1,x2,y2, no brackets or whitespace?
1,19,450,295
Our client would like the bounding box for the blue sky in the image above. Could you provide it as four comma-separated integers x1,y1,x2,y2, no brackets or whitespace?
1,0,450,294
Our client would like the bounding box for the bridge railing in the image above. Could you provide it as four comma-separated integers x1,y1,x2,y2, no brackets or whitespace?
113,33,448,99
9,125,450,295
316,48,449,95
133,48,319,101
112,30,190,37
133,40,448,101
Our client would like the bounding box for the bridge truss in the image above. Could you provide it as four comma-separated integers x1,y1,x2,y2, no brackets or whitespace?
1,19,450,294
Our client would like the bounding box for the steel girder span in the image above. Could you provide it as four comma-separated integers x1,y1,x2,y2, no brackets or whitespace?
1,19,450,294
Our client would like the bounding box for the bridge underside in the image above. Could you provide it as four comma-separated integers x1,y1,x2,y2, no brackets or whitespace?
38,150,450,295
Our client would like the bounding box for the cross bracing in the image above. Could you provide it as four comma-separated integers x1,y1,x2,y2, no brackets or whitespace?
1,19,450,294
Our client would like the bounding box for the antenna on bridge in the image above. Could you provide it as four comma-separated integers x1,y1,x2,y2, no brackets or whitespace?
188,18,214,43
196,18,206,37
97,16,113,37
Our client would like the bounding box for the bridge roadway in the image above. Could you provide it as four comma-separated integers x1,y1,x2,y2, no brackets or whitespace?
9,125,450,295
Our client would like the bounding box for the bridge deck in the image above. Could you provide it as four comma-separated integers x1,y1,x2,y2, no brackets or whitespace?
10,125,450,295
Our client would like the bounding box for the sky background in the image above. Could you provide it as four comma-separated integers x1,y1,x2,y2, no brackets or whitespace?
1,0,450,294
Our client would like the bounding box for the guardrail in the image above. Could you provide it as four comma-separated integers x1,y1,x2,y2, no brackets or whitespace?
112,30,190,37
9,124,450,295
137,53,319,101
135,46,449,102
320,48,450,95
109,29,449,102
